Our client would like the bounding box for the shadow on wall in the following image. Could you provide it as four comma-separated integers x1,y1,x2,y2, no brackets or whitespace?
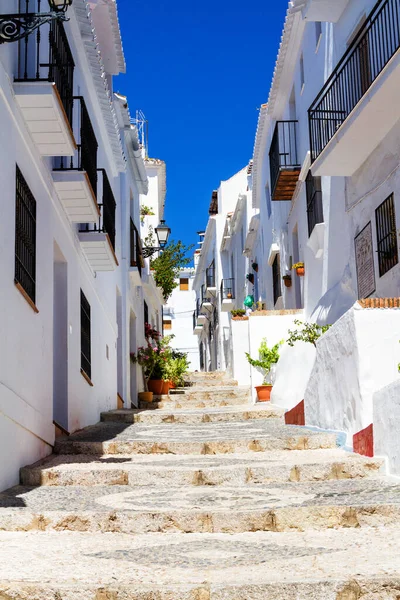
310,266,357,326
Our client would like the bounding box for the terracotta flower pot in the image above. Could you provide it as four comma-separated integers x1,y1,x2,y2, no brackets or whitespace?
255,385,273,402
296,267,305,277
138,391,153,403
283,278,292,288
161,380,171,395
147,379,164,395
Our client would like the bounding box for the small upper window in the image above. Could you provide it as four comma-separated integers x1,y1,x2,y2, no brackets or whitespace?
180,278,189,291
315,22,322,49
300,54,305,90
163,319,172,330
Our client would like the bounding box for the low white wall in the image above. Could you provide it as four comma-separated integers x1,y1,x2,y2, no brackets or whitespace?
231,319,251,386
272,342,316,411
305,304,400,445
374,380,400,476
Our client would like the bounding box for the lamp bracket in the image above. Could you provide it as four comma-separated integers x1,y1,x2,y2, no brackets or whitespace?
142,246,161,259
0,12,69,44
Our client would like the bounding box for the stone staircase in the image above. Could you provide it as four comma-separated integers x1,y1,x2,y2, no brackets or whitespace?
0,371,400,598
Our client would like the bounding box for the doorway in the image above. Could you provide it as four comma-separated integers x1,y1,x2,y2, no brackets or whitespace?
116,287,123,408
129,310,138,407
53,243,68,430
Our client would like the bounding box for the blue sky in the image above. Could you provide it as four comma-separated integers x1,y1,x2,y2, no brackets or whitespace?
116,0,288,253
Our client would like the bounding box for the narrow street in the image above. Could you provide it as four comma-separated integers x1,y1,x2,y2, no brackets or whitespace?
0,372,399,598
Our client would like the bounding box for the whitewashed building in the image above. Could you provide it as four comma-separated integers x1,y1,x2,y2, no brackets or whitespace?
163,269,200,371
0,0,164,491
193,167,253,372
193,0,400,470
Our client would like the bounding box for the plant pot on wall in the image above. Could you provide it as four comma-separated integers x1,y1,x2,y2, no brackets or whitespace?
283,276,292,288
255,385,273,402
292,263,305,277
161,380,171,395
246,273,255,284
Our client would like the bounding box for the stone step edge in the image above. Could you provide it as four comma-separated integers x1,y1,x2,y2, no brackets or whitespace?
1,503,399,533
1,579,400,600
54,434,339,455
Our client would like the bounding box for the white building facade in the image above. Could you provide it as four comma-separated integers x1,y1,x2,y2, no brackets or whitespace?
163,269,200,371
0,0,164,491
193,0,400,471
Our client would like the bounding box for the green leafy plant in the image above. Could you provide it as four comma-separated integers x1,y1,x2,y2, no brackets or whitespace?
287,319,331,348
144,225,156,248
150,240,194,301
140,204,155,224
163,355,190,387
231,309,246,317
245,338,282,385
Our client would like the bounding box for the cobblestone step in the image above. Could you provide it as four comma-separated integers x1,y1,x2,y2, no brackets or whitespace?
0,478,399,533
20,449,383,487
54,421,338,456
139,391,251,410
100,404,285,425
0,528,399,599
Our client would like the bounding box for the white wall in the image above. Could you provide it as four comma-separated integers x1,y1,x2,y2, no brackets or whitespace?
166,271,200,371
305,304,400,444
374,380,400,476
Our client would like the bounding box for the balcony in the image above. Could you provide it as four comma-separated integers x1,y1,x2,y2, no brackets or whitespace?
221,278,235,312
14,18,76,156
78,170,118,272
193,307,203,335
269,121,300,201
200,284,213,312
205,261,216,297
300,0,351,23
309,0,400,176
195,299,207,326
53,97,99,224
129,218,144,285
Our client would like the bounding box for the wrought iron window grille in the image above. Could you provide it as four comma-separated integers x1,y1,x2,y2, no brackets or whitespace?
15,166,37,304
306,171,324,237
375,194,399,277
80,289,91,380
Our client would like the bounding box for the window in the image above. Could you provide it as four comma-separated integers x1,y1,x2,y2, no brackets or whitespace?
272,254,282,306
315,22,322,49
306,171,323,236
180,278,189,291
80,290,91,380
15,166,37,305
376,194,398,277
163,319,172,330
265,185,272,219
300,54,305,90
144,300,149,333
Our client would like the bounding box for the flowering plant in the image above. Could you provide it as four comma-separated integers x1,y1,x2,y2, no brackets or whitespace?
130,324,174,390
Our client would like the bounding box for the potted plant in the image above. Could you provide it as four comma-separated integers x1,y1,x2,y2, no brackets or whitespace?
283,274,292,288
245,338,282,402
292,262,305,277
231,309,247,320
246,273,255,284
163,352,190,390
130,324,170,399
140,204,155,224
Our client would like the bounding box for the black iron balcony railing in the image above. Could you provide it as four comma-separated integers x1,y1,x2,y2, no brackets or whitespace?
221,278,235,301
201,283,207,305
80,169,116,250
16,10,74,128
309,0,400,162
269,121,300,201
54,96,98,198
130,218,143,276
206,260,216,289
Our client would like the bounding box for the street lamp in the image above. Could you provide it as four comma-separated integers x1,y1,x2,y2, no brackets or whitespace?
0,0,73,44
143,220,171,258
